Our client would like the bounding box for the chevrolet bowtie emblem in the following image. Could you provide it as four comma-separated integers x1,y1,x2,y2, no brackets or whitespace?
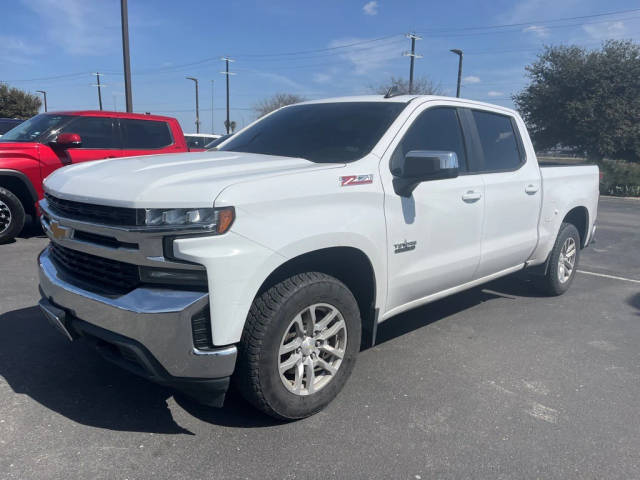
49,219,72,241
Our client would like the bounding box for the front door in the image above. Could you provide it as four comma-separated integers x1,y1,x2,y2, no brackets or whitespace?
381,105,485,315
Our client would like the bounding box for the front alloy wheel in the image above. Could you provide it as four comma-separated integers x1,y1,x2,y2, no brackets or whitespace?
235,272,361,420
278,303,347,396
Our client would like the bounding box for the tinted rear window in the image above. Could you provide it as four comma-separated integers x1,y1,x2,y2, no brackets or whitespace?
472,110,522,171
120,119,172,149
220,102,406,163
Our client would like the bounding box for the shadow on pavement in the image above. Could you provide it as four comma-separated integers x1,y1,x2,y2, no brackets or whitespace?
0,274,545,432
376,273,545,345
18,218,45,240
0,306,279,433
628,292,640,316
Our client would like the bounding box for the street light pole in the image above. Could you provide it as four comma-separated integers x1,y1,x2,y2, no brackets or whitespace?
36,90,47,112
220,57,235,134
210,80,214,134
450,49,463,98
120,0,133,112
186,77,200,133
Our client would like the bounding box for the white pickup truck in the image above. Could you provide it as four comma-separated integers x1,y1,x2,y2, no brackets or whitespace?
38,95,599,420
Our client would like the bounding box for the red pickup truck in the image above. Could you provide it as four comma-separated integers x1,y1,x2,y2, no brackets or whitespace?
0,110,188,243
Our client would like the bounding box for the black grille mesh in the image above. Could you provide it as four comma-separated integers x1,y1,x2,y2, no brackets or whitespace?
45,194,138,226
191,308,213,349
49,243,140,293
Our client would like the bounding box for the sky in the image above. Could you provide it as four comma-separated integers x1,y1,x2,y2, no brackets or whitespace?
1,0,640,134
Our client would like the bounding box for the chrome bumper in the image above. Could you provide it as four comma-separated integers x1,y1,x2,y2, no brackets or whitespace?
38,247,237,379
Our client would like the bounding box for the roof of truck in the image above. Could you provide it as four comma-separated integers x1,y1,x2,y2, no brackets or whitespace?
298,95,518,115
43,110,178,122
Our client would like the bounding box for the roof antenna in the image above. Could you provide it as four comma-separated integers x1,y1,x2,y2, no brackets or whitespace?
384,85,399,99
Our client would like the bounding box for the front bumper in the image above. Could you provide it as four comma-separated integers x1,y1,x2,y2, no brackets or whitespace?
38,247,237,405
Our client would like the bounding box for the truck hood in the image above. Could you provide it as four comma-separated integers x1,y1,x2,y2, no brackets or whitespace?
44,151,342,208
0,142,40,159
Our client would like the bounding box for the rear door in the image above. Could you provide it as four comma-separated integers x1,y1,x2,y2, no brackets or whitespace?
464,109,542,278
58,115,120,164
381,104,485,314
117,118,176,157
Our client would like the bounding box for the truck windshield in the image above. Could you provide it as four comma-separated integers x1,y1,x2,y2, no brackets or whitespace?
0,114,73,143
219,102,406,163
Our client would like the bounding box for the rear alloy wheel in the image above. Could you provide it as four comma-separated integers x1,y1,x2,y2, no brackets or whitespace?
235,272,361,420
536,222,581,296
0,187,26,244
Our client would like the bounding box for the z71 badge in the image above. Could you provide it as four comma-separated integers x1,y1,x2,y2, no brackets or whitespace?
394,240,417,254
340,174,373,186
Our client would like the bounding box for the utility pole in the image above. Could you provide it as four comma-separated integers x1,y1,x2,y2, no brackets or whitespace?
186,77,200,133
450,49,463,98
91,72,105,111
120,0,133,112
220,57,235,134
403,33,422,94
210,80,214,134
36,90,47,112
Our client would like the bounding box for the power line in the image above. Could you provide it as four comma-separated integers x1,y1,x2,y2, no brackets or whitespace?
418,7,640,34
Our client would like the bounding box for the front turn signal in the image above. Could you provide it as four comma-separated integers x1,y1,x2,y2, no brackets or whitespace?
216,207,235,234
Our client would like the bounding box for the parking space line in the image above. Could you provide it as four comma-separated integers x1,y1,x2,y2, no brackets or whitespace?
577,270,640,284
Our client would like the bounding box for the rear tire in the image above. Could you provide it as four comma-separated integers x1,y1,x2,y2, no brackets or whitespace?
536,222,581,296
235,272,361,420
0,187,25,244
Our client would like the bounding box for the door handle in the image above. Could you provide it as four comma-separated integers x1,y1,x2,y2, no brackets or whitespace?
525,184,539,194
462,190,482,202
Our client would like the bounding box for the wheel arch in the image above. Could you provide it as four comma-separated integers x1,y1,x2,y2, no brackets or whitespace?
256,246,379,349
562,206,589,248
0,169,38,217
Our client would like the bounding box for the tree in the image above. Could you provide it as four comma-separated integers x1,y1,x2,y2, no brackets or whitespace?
0,84,42,119
514,40,640,162
371,76,443,96
254,93,306,117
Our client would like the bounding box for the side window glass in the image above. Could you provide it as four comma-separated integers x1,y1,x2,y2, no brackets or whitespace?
472,110,522,171
391,107,467,173
61,117,116,149
121,119,172,149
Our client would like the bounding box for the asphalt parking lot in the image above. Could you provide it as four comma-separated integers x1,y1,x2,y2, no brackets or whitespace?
0,196,638,480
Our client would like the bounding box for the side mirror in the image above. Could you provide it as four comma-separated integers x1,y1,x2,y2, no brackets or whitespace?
52,133,82,149
392,150,459,197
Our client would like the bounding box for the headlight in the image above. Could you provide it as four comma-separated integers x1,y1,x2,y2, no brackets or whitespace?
141,206,234,233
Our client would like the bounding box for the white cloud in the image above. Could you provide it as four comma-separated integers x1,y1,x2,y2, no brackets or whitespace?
0,36,43,64
254,71,306,91
523,25,550,38
463,75,481,84
21,0,117,55
329,37,401,74
583,21,626,40
487,91,504,97
363,1,378,15
313,73,332,84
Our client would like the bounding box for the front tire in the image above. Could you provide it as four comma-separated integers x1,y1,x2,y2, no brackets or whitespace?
536,222,581,296
235,272,361,420
0,187,26,244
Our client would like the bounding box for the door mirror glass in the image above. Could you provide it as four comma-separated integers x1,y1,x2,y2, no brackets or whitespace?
53,133,82,149
392,150,459,197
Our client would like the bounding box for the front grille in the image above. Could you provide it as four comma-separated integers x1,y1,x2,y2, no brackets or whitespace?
45,194,138,226
49,243,140,293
